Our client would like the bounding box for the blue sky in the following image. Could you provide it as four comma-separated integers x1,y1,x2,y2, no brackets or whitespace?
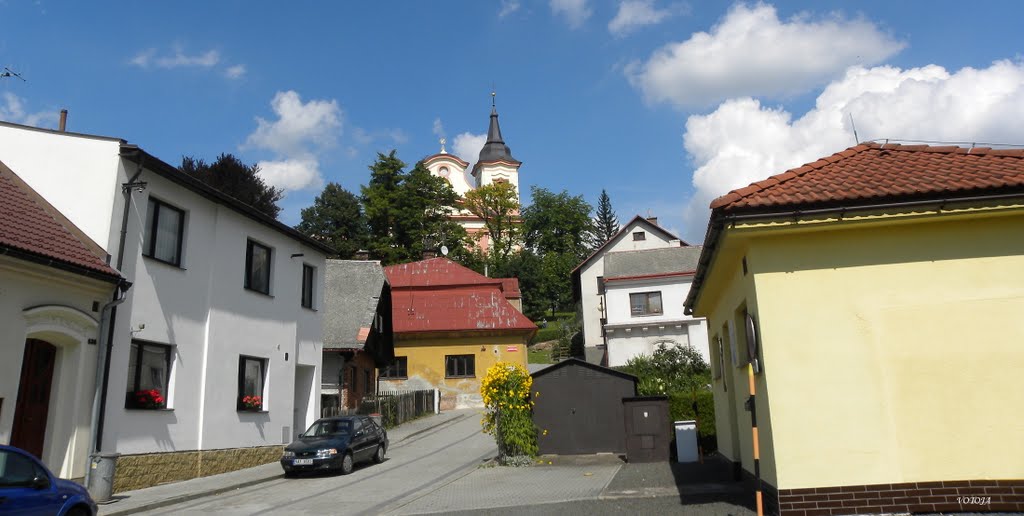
2,1,1023,243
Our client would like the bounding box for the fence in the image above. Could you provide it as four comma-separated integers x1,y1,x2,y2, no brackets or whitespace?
320,389,436,428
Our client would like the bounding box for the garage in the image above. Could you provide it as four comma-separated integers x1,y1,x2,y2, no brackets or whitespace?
531,358,638,455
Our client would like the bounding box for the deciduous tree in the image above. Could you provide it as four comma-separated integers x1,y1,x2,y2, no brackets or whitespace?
179,154,284,219
462,181,521,264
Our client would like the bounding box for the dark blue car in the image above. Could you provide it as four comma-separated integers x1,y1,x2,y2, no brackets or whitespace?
0,445,97,515
281,415,388,477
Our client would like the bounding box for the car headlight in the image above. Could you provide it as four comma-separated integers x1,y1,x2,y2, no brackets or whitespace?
282,451,295,459
316,448,338,458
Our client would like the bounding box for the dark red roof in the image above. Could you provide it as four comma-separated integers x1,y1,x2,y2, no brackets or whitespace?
0,160,121,280
384,258,535,335
711,142,1024,212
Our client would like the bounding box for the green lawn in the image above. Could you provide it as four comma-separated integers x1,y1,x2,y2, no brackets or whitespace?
528,346,553,364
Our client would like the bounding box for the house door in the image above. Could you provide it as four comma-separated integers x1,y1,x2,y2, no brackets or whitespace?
11,339,57,458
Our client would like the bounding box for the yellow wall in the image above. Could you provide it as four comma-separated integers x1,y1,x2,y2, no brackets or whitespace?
381,334,529,408
696,207,1024,490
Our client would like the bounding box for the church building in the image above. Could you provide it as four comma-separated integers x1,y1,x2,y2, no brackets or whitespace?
421,97,522,251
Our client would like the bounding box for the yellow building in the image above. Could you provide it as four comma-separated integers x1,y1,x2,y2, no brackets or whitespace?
381,258,535,409
684,143,1024,515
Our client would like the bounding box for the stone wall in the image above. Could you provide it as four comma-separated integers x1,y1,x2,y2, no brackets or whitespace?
112,445,284,493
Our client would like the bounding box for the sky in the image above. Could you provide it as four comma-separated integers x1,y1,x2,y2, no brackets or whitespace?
2,1,1023,243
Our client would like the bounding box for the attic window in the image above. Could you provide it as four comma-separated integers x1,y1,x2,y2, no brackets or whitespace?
632,231,646,241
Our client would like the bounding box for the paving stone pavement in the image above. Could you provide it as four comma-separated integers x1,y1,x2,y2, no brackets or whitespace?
387,460,621,514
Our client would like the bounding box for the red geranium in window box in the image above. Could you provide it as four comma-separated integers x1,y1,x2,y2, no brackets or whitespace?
240,395,262,411
134,389,165,409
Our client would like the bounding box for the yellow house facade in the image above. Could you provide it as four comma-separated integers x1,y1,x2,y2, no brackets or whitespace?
685,143,1024,515
382,258,535,409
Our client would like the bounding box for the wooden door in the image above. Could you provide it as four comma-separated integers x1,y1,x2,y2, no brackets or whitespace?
11,339,57,459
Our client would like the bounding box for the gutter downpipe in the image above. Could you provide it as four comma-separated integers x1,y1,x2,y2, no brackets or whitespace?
84,151,145,486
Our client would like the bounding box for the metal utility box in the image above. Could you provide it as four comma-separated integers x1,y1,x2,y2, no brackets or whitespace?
622,396,670,463
674,420,699,463
531,358,638,455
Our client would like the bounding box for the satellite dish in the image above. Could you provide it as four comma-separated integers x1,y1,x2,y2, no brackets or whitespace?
744,312,762,374
440,245,449,256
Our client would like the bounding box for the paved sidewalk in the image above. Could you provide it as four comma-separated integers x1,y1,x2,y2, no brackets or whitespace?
99,409,477,516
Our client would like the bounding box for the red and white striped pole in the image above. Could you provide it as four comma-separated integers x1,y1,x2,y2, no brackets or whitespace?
748,363,763,516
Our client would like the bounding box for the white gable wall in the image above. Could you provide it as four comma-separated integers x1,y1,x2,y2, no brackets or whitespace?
578,219,680,349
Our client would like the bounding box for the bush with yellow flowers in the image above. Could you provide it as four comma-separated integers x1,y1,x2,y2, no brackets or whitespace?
480,361,537,464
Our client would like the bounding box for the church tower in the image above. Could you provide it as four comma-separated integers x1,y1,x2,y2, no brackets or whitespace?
472,94,522,203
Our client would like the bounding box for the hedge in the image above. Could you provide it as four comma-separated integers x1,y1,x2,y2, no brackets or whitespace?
667,390,718,453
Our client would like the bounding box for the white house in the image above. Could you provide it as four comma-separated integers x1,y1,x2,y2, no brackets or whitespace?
601,246,709,367
0,120,331,492
572,216,686,364
0,159,125,481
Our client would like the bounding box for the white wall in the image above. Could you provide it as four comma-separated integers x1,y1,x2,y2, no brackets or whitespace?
103,167,326,454
0,256,114,479
578,220,680,348
425,156,472,197
475,162,520,201
0,123,123,253
603,275,710,366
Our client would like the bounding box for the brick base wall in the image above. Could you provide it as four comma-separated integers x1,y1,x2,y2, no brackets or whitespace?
777,480,1024,515
112,445,285,493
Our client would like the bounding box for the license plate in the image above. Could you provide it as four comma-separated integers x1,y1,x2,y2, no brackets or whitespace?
293,458,313,465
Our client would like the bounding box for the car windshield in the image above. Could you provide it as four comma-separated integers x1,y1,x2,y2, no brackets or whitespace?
304,419,352,437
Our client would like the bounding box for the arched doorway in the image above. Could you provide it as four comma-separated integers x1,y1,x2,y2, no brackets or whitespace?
11,339,57,458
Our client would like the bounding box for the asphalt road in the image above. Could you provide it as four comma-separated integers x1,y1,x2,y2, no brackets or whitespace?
145,412,497,515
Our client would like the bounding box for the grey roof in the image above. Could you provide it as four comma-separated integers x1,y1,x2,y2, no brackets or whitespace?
476,105,520,165
323,260,387,349
603,246,703,279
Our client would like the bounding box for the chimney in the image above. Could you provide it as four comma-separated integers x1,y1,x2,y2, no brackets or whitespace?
354,249,369,261
646,216,658,226
59,109,68,132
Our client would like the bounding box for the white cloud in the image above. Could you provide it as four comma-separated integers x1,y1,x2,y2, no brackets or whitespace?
626,2,905,108
551,0,591,29
499,0,521,17
257,158,323,192
432,118,446,139
225,64,246,79
0,93,58,128
246,90,342,156
130,47,220,69
244,91,343,192
453,132,487,180
679,60,1024,242
609,0,674,37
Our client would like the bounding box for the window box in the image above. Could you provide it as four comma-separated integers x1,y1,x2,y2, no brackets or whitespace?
238,356,267,411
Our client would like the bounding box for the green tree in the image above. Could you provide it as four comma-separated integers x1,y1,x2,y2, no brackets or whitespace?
295,182,367,258
360,151,468,264
618,344,710,395
521,187,594,258
179,154,284,219
462,182,521,264
594,189,619,244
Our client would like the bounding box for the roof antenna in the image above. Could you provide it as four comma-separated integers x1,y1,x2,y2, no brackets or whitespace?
848,113,859,144
1,67,26,81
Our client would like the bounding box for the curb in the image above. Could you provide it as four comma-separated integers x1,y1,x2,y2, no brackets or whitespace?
101,411,468,516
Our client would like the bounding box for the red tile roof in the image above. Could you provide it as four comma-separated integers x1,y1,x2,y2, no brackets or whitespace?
711,142,1024,212
384,258,535,335
0,160,121,280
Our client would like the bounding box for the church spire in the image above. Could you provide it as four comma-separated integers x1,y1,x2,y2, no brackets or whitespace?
477,91,518,164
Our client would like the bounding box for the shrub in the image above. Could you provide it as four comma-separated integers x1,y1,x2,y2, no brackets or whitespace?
480,362,538,462
668,390,717,453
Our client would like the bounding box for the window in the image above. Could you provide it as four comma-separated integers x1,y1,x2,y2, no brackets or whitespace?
632,231,646,241
445,354,475,378
143,198,184,266
301,264,315,308
237,356,267,411
0,450,47,488
379,357,408,379
596,276,604,295
125,340,172,409
245,239,272,294
629,291,663,316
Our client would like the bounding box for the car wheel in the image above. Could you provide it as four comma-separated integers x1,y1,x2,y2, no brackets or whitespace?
66,507,90,516
339,452,354,475
373,444,385,464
